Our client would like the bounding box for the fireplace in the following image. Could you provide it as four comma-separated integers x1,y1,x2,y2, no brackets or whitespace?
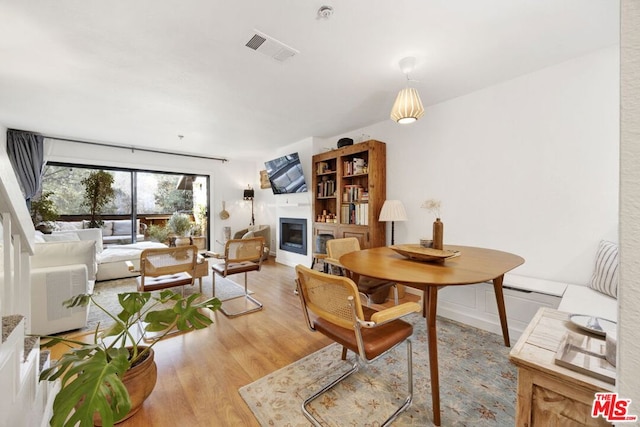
279,217,307,255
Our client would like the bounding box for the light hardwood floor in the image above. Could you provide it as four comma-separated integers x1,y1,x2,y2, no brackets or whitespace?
49,257,419,426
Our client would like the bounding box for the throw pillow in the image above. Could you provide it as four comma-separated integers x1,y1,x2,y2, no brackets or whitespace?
588,240,619,299
43,232,81,242
82,220,113,236
57,221,84,231
113,220,133,236
74,228,105,254
242,231,255,239
102,221,114,236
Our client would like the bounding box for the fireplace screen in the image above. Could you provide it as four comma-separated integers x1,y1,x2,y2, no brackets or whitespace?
279,217,307,255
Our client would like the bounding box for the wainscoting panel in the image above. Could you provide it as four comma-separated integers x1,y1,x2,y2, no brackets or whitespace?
437,281,562,342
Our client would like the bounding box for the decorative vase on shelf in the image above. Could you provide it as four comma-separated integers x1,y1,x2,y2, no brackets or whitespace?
433,218,444,250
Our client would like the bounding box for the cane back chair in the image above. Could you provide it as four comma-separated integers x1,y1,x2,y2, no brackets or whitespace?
212,237,265,317
129,245,199,294
295,265,421,426
325,237,399,305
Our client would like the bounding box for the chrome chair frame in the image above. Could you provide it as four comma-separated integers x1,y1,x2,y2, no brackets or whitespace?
126,245,199,341
295,265,420,427
212,237,265,317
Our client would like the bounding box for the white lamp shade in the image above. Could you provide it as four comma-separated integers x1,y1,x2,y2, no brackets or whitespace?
390,87,425,124
379,200,408,222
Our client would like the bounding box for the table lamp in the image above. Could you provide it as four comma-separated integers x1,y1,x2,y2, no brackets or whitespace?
379,200,407,245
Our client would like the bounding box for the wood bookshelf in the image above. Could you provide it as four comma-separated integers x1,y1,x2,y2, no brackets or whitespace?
311,140,386,249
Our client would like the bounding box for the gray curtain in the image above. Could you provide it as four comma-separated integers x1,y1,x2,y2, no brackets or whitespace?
7,129,45,203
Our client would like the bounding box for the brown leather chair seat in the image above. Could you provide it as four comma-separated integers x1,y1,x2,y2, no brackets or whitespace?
314,306,413,359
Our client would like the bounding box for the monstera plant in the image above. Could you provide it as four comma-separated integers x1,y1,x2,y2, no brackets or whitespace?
39,290,221,427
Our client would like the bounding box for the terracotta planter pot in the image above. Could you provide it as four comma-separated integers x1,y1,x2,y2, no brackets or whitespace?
120,348,158,421
95,347,158,425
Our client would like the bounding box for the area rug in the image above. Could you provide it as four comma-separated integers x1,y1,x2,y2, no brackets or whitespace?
85,275,251,332
239,313,517,426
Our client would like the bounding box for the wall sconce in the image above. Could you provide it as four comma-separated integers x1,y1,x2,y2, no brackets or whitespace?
379,200,408,245
243,185,255,226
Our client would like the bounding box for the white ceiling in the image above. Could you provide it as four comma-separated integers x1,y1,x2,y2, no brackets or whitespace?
0,0,618,161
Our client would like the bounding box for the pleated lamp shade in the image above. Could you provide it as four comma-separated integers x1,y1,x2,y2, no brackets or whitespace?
379,200,407,245
390,87,425,124
379,200,408,222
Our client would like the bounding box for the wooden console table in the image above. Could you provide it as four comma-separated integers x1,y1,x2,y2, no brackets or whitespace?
509,307,614,426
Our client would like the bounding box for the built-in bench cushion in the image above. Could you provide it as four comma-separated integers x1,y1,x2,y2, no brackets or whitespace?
557,284,617,322
557,240,619,322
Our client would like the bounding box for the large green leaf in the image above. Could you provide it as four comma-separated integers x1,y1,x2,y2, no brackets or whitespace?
143,294,221,332
39,289,221,426
45,348,131,427
63,293,92,309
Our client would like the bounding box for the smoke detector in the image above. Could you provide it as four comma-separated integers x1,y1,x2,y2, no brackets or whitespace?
245,30,299,62
317,5,334,20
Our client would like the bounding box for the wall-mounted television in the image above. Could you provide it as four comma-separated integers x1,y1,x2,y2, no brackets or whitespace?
264,152,308,194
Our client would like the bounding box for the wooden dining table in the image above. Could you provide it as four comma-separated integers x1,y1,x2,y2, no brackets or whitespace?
340,244,524,426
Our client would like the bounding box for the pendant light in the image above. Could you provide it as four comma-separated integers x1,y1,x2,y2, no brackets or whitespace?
390,57,425,124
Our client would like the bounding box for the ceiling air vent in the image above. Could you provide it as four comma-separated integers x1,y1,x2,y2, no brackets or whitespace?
245,30,299,63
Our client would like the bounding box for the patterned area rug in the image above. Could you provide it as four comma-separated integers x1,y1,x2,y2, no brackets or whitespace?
85,275,250,332
239,313,517,426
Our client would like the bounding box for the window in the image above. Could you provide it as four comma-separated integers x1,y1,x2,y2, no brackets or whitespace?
40,163,209,248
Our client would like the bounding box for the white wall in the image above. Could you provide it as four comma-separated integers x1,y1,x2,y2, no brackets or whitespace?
38,47,621,284
619,0,640,417
41,47,620,284
325,46,619,285
257,137,316,267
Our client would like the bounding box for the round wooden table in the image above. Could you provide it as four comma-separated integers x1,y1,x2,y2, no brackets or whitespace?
340,245,524,426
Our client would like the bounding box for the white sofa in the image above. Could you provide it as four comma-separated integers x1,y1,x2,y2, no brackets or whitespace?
30,239,97,335
54,219,147,245
30,229,169,335
41,229,167,282
95,240,168,281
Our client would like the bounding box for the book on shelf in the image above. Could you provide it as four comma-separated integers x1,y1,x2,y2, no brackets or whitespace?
353,158,365,174
554,331,616,385
340,202,368,225
317,179,335,198
342,184,364,203
316,162,329,174
343,158,367,175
